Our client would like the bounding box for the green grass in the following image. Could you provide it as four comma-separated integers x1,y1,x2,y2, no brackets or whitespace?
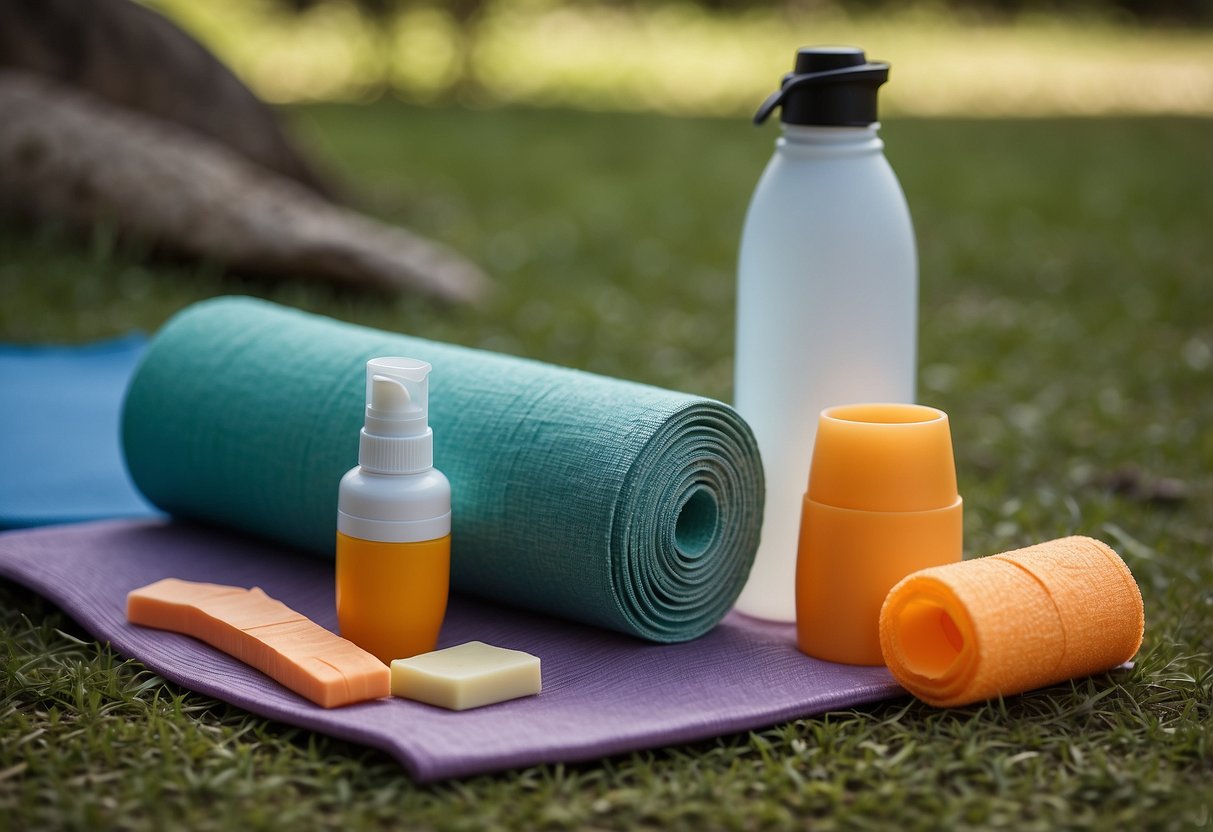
2,106,1211,830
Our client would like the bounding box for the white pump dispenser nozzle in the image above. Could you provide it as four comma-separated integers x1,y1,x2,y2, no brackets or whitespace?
370,374,412,417
358,357,433,474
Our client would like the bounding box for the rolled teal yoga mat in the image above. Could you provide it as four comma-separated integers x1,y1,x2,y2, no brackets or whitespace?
121,297,763,642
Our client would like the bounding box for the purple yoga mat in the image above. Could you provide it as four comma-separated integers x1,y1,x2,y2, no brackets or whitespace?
0,519,905,781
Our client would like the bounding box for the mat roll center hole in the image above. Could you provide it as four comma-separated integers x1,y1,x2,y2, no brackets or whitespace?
897,599,966,679
675,487,718,557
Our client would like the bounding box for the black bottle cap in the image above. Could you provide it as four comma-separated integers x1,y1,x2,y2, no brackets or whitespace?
754,46,889,127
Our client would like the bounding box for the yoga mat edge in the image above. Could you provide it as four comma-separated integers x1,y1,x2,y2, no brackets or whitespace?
0,519,904,781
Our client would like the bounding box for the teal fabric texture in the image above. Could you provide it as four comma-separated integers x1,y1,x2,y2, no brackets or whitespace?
121,297,764,642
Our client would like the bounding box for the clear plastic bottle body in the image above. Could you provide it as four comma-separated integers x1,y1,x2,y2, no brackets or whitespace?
733,124,917,622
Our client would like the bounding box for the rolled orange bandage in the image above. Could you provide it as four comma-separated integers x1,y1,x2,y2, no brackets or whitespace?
879,536,1144,708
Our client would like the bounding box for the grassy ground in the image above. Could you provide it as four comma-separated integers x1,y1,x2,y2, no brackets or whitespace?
1,105,1211,829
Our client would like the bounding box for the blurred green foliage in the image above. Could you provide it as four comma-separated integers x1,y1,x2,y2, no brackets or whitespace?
280,0,1213,26
143,0,1213,115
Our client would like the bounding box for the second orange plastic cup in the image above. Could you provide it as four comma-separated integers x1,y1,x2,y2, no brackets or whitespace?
796,403,963,666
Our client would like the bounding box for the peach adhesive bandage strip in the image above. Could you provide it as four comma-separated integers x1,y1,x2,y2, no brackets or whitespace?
878,536,1144,708
127,578,390,708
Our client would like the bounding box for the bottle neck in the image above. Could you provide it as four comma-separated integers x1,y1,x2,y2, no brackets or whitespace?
776,123,883,157
359,426,433,475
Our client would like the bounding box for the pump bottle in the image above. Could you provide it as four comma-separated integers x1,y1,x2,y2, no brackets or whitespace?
336,357,451,664
733,47,917,622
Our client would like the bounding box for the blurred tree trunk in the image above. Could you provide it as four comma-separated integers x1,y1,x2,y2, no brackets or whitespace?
0,0,335,197
0,72,489,302
448,0,489,98
0,0,490,301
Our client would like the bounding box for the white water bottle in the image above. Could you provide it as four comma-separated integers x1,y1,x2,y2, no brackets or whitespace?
733,47,917,622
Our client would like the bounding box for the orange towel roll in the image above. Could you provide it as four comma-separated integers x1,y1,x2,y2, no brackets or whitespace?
128,578,390,708
878,536,1144,707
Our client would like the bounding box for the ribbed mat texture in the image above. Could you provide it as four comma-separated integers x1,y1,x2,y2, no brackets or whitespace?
122,297,764,642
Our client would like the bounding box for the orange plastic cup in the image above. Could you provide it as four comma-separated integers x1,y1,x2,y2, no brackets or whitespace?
795,403,963,665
